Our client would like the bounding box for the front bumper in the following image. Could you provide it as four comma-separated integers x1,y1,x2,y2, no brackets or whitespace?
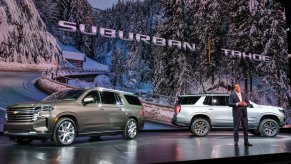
4,130,51,139
4,118,52,139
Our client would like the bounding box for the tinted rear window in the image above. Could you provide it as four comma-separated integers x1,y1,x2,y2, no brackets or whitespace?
203,96,228,106
100,91,117,104
178,96,200,105
124,95,141,105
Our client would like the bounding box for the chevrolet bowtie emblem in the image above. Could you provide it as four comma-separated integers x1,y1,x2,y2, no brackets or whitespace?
13,111,18,114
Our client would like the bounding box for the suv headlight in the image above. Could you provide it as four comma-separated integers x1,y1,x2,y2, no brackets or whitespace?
279,108,285,115
34,105,54,111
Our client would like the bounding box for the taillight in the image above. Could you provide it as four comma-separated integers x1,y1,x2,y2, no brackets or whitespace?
175,104,181,113
140,105,145,116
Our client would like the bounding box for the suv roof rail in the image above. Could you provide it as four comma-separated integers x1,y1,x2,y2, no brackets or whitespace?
94,87,136,95
178,93,229,97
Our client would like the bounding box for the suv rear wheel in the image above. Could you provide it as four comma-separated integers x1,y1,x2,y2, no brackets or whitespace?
259,119,279,137
190,118,210,137
122,118,137,139
53,118,76,146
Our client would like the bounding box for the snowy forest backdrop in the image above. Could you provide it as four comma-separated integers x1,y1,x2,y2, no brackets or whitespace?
0,0,290,107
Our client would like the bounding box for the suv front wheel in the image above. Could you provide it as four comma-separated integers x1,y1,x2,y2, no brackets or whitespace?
53,118,76,146
259,119,279,137
190,118,210,137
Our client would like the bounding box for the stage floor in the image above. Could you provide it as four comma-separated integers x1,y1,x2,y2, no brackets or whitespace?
1,130,291,164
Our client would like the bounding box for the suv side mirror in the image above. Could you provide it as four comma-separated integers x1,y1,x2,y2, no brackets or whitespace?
83,97,94,105
248,103,254,108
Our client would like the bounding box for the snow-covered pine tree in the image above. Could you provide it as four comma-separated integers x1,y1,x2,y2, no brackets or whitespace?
254,0,290,106
225,0,259,95
153,0,195,97
111,48,123,87
188,0,225,93
125,0,157,90
225,0,290,106
33,0,59,31
35,0,95,57
93,0,160,91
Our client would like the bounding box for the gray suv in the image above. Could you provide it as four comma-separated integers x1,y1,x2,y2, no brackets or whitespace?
172,94,285,137
4,87,144,146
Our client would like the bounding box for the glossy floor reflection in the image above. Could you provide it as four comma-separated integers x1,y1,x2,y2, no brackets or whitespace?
1,131,291,164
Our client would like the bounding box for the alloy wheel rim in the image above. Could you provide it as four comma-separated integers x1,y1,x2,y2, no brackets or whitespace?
127,120,137,138
58,121,75,144
263,121,277,135
195,121,207,134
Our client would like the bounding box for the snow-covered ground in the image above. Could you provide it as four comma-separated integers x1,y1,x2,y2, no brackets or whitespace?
0,61,57,71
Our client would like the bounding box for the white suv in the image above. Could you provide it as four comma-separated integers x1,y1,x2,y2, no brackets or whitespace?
172,94,285,137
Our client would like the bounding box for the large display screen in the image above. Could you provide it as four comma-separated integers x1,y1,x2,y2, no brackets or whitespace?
0,0,290,130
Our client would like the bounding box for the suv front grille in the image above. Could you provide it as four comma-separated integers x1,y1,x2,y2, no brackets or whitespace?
6,108,37,122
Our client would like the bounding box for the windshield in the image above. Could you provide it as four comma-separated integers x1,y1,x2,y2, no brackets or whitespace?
42,89,86,101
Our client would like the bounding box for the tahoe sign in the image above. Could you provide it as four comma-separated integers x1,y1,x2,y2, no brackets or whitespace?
221,49,271,63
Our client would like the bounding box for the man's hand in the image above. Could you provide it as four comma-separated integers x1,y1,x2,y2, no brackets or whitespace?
239,101,248,107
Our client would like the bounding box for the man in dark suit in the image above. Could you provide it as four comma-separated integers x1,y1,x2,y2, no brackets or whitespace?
228,83,252,146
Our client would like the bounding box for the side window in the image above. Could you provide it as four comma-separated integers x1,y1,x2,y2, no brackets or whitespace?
84,91,100,103
115,93,124,105
100,91,117,104
225,96,229,106
178,96,200,105
212,96,227,106
203,96,212,105
124,95,141,105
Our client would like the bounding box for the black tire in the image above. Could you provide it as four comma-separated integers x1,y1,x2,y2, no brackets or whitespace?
53,118,76,146
249,129,261,136
190,118,210,137
12,138,33,145
122,118,138,140
259,119,279,137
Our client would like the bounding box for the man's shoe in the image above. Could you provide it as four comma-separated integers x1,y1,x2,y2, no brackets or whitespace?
234,143,238,146
244,143,253,146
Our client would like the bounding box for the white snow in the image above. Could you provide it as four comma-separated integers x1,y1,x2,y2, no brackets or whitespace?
83,57,109,71
57,40,109,72
66,75,111,89
38,39,112,90
94,75,111,87
0,61,57,71
88,0,144,10
57,39,109,71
